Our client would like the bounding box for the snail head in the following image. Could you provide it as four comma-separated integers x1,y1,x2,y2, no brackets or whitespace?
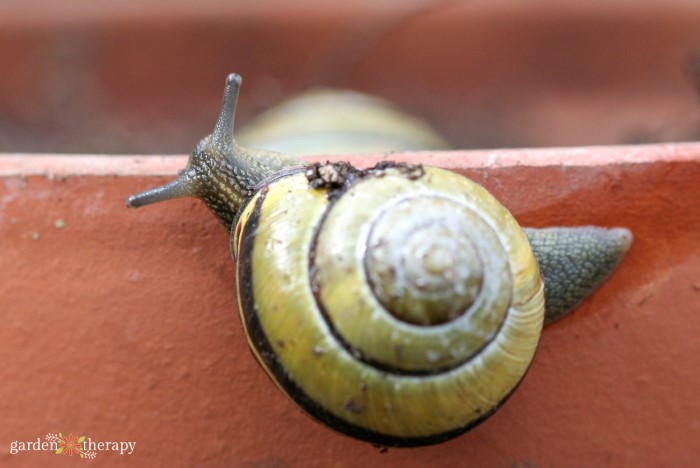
126,73,301,229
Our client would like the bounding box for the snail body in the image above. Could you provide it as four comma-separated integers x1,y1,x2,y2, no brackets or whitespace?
127,74,632,446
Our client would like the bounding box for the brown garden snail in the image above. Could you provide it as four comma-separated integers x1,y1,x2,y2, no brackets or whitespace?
127,74,632,447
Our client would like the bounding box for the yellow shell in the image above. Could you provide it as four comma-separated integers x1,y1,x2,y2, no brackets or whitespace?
237,89,452,155
232,165,545,447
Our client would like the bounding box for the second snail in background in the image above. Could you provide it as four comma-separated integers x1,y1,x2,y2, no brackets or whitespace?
236,88,452,155
127,74,632,447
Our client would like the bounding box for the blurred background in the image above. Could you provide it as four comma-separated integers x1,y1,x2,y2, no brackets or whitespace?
3,0,700,154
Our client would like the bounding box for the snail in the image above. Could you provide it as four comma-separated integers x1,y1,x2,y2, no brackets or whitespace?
236,88,451,155
127,74,632,447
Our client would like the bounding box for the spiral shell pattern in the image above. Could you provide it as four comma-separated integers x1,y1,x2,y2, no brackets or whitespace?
232,165,544,446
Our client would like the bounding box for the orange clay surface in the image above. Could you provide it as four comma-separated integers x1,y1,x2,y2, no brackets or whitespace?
0,145,699,466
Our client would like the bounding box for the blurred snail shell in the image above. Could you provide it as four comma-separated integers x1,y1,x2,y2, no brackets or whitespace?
127,74,632,447
237,89,452,155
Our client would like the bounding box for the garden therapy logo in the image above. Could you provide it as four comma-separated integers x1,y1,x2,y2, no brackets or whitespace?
9,433,135,458
46,433,96,459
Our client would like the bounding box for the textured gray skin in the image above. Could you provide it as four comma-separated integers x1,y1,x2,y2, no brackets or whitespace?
126,74,301,228
127,73,633,326
525,227,633,325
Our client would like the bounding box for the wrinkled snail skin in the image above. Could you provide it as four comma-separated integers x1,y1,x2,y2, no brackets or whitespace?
126,74,301,228
126,74,632,447
524,227,632,324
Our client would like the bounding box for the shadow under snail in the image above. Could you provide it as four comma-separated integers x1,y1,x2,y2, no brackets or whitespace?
127,74,632,447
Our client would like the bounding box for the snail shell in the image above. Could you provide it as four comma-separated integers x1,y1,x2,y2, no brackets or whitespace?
237,89,451,155
127,74,632,447
232,164,544,445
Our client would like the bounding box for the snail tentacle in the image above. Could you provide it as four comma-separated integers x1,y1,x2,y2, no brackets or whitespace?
126,169,197,208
